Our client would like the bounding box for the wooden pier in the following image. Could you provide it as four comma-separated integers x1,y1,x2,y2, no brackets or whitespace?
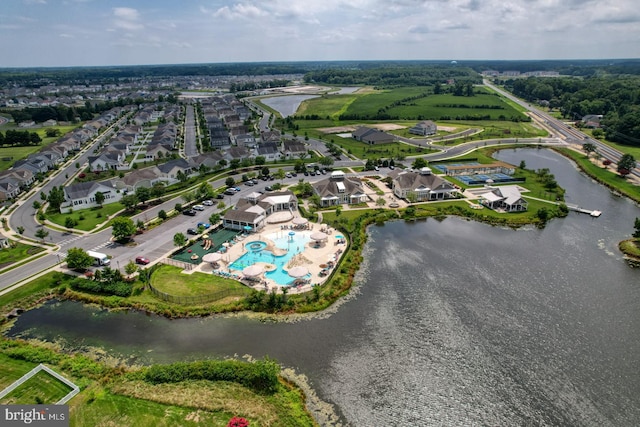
567,204,602,217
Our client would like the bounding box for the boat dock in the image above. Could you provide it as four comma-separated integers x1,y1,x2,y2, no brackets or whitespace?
567,204,602,217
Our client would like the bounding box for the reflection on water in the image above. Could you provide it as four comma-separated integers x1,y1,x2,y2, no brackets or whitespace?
260,94,318,117
7,149,640,426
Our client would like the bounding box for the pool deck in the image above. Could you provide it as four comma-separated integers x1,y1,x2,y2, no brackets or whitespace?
187,219,347,294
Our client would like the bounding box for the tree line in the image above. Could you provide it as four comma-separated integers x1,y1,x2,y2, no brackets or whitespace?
303,65,481,87
3,97,142,124
504,76,640,146
0,129,42,146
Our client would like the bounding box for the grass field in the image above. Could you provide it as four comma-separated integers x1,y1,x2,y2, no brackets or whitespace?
0,145,43,170
0,354,37,389
47,203,124,231
0,370,72,405
0,241,44,269
150,265,251,298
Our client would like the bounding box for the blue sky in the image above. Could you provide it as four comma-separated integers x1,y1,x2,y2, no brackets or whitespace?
2,0,639,67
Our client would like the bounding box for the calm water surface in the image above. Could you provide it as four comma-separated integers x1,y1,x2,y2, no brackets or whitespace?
8,149,640,426
260,94,318,117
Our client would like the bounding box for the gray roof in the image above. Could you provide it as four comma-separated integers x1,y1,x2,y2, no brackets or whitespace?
65,181,115,199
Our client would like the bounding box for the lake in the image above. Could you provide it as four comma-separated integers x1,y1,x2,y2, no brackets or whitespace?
7,149,640,426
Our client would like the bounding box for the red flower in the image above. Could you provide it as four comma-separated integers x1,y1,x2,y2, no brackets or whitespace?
227,417,249,427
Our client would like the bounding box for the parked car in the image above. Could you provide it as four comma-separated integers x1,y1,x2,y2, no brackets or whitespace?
135,256,150,265
224,189,236,195
187,228,198,235
265,185,273,191
245,181,254,186
285,172,292,178
216,193,225,199
252,179,259,184
183,209,197,216
197,222,210,229
193,204,205,211
291,172,297,177
202,200,214,206
321,169,327,175
304,171,309,176
389,165,395,170
234,187,241,192
374,166,379,171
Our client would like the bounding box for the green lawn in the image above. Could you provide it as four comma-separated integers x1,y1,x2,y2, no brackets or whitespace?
0,145,43,171
0,241,44,269
47,203,124,231
0,354,37,389
72,390,228,427
0,370,72,405
150,265,251,298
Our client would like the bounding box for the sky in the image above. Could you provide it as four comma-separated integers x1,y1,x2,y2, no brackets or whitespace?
1,0,639,68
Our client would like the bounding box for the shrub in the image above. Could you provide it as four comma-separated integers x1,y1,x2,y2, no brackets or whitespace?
143,358,280,394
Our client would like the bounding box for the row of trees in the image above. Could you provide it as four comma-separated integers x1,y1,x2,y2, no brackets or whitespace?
0,129,42,146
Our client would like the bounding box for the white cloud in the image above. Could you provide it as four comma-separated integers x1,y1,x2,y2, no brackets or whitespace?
112,7,144,31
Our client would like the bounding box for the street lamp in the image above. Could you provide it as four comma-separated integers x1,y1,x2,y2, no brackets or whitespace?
117,260,121,271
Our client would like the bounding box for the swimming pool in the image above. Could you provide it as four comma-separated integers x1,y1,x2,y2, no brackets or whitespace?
229,233,311,285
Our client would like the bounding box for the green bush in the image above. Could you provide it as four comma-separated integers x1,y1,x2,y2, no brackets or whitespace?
143,358,280,394
70,278,133,297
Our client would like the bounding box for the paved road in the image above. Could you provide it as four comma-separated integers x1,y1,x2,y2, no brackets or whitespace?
183,104,198,158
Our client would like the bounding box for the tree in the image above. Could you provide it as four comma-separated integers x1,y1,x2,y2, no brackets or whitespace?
255,156,266,166
229,159,240,171
125,261,138,277
35,228,49,242
65,216,76,231
32,201,41,210
65,247,94,270
173,232,187,247
94,191,105,207
47,186,66,211
519,160,527,169
17,226,24,235
376,197,386,207
158,210,167,220
225,177,236,187
135,186,151,206
319,156,334,167
261,166,270,177
111,217,136,242
582,142,596,155
209,213,221,224
412,158,428,169
275,168,286,181
617,154,636,177
120,194,138,211
633,217,640,239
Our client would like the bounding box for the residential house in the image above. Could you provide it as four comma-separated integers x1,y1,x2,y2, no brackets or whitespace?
478,185,528,212
60,181,122,212
390,168,458,202
282,139,307,159
261,130,281,144
409,120,437,136
190,152,225,169
352,127,395,144
581,114,603,129
223,146,251,162
255,142,281,161
154,158,195,183
0,170,34,201
234,133,256,147
312,171,368,207
145,143,173,160
112,167,162,192
88,152,126,172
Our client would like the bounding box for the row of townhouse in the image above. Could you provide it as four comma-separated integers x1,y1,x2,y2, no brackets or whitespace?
0,108,126,201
